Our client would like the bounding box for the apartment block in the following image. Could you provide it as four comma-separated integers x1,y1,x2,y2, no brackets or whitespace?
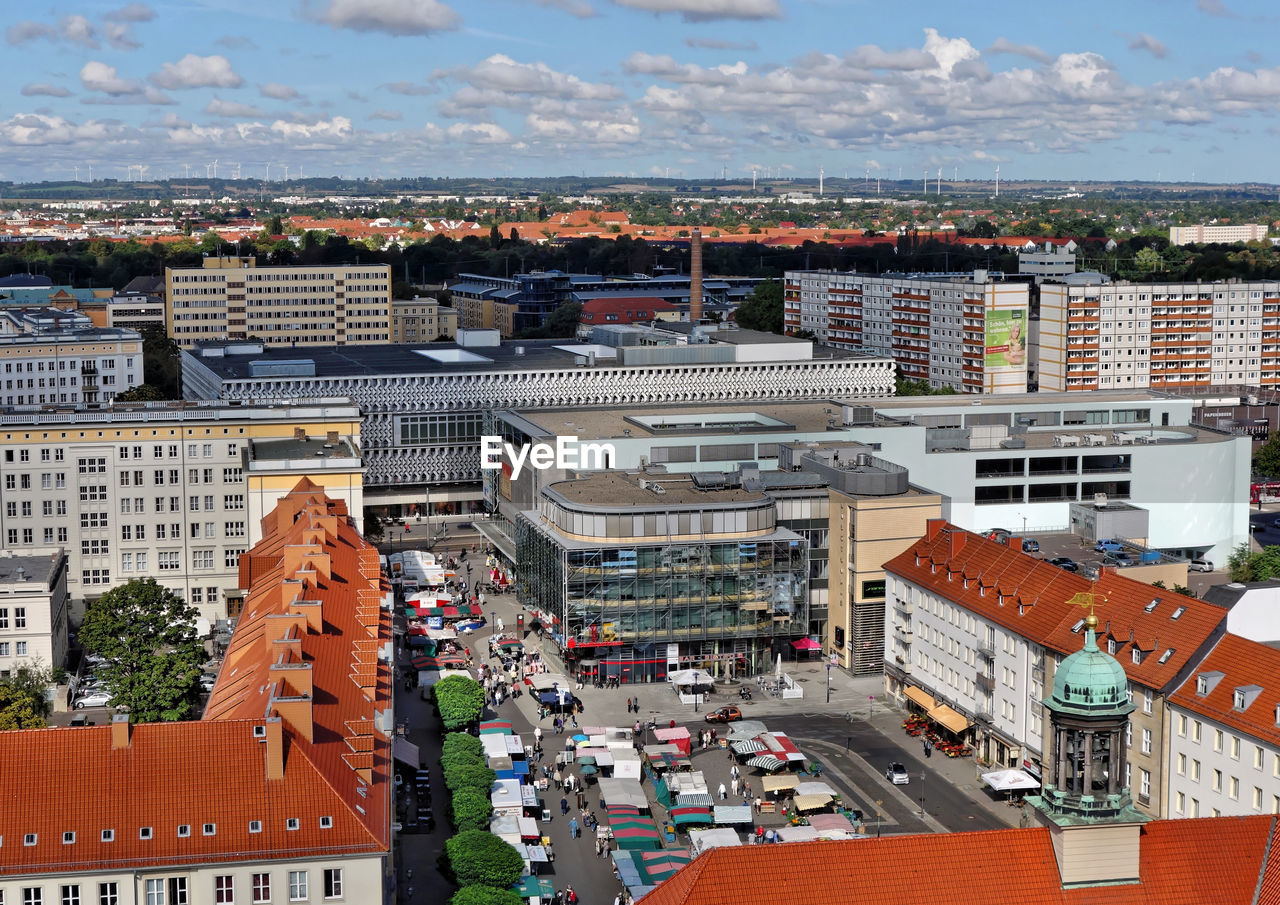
0,308,142,406
0,400,362,624
166,256,392,348
1039,280,1274,392
1170,224,1268,246
390,298,458,343
783,270,1031,393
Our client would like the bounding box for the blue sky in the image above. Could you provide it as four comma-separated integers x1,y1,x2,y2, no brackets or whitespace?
1,0,1277,186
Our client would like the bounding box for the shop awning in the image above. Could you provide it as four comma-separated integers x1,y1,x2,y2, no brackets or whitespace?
731,739,765,755
927,703,972,734
983,769,1041,792
713,805,753,825
392,736,421,768
760,774,799,794
903,686,936,710
793,793,833,812
746,754,786,772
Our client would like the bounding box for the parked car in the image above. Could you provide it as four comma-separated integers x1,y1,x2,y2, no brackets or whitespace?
886,762,910,785
1021,538,1040,553
73,690,113,709
704,706,742,723
1189,558,1214,572
1106,552,1136,567
1095,539,1125,553
1048,557,1079,572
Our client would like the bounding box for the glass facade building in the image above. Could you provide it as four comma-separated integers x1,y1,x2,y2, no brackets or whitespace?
515,473,808,682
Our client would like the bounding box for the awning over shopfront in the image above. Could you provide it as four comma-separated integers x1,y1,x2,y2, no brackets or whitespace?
903,686,936,710
760,774,799,794
392,736,421,768
927,703,972,734
746,755,786,772
793,793,833,812
730,739,765,755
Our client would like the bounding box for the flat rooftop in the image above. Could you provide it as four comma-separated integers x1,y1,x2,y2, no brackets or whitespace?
547,472,768,507
0,549,62,587
508,400,852,441
247,435,359,464
187,337,873,380
850,389,1185,411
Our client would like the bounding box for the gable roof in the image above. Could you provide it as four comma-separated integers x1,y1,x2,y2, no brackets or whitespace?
639,816,1279,905
580,297,680,322
0,479,390,876
883,521,1226,692
1166,633,1280,746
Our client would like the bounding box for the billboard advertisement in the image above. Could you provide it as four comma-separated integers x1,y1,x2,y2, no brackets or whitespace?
984,308,1027,372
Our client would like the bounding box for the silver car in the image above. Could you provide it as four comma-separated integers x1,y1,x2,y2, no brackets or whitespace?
73,690,113,709
886,762,910,785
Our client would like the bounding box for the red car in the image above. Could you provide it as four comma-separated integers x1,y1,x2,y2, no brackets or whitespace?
704,706,742,723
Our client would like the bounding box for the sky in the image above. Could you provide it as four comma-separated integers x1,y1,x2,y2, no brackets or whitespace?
1,0,1278,186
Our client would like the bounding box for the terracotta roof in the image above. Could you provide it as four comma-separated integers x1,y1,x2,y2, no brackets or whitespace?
580,297,680,323
884,522,1226,692
1166,633,1280,747
0,478,390,875
640,817,1279,905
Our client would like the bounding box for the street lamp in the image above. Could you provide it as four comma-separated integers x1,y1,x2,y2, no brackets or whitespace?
491,609,497,639
919,772,926,818
825,658,832,704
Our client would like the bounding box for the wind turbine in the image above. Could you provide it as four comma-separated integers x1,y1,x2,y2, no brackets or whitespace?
73,165,79,182
995,164,1000,198
265,162,271,181
183,163,190,179
937,168,942,195
211,159,218,179
231,162,241,180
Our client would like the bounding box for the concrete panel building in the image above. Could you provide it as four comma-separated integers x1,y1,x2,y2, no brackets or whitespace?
0,308,142,406
165,256,392,348
1170,224,1268,246
783,269,1031,393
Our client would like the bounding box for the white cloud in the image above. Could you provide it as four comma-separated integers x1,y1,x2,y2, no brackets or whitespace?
624,52,747,85
260,82,300,100
6,21,56,45
80,61,143,96
1197,0,1235,16
21,83,72,98
684,37,757,51
368,109,403,121
305,0,461,35
8,15,101,48
985,37,1050,64
0,113,121,146
150,54,243,90
270,116,354,143
1128,33,1168,59
442,54,621,103
445,122,511,143
921,28,979,76
611,0,780,21
103,22,141,50
106,3,157,21
215,35,257,50
59,15,99,47
206,98,267,118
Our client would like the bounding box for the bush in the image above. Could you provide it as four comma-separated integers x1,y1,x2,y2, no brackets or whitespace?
435,675,485,731
442,731,484,767
452,787,493,832
445,830,524,889
451,887,525,905
444,760,496,796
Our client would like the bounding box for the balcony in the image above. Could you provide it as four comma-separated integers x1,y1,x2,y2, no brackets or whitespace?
894,625,914,643
976,673,995,693
977,643,995,660
893,598,914,615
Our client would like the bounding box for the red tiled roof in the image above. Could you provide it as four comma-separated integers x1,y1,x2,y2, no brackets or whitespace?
580,297,680,323
883,522,1225,692
0,479,390,875
1165,633,1280,747
640,817,1279,905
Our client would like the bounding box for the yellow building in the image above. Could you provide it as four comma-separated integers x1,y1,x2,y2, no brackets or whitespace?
390,298,459,343
165,256,392,348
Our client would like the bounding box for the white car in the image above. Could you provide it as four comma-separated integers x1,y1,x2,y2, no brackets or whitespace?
73,690,113,709
1188,559,1214,572
886,762,910,785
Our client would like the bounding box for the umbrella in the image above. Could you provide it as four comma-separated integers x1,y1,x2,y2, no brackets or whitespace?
746,754,786,772
983,770,1040,792
572,734,589,743
577,756,597,766
579,763,599,776
775,654,783,679
790,638,821,651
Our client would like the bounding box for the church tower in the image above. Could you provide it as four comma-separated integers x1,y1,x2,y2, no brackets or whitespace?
1026,592,1148,887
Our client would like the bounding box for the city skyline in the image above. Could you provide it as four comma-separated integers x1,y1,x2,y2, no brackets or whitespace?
1,0,1278,185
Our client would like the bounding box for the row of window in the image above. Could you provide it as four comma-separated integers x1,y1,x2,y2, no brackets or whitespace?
119,444,240,460
1,867,342,904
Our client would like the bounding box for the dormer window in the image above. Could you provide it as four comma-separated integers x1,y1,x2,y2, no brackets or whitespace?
139,827,152,840
1233,690,1246,710
1107,639,1116,655
1131,648,1142,665
101,830,114,843
177,825,191,838
249,820,262,834
62,832,75,845
1197,675,1209,695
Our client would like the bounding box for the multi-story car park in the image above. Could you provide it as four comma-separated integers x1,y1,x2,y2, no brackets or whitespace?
1037,279,1280,392
165,256,392,348
180,326,895,515
783,269,1031,393
0,400,362,624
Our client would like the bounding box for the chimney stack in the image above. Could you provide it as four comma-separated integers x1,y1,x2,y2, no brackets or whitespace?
690,228,703,324
110,713,131,750
293,427,306,441
264,717,285,780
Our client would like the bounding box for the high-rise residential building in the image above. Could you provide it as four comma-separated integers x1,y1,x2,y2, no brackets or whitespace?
1170,224,1268,246
783,270,1031,393
0,482,391,903
1038,279,1274,392
165,256,392,348
0,308,142,406
0,400,362,624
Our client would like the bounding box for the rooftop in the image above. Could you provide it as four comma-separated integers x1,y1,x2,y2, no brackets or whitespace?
246,434,361,467
547,472,769,508
0,548,63,588
1165,633,1280,746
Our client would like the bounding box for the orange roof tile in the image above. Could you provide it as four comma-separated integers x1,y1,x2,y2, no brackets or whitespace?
641,817,1278,905
1166,633,1280,747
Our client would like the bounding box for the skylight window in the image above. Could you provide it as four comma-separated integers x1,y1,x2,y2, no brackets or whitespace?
1158,649,1174,664
23,834,36,846
202,823,216,836
286,818,300,831
249,821,262,834
1171,606,1186,620
101,830,114,843
62,832,75,845
139,827,152,840
1071,618,1085,633
177,825,191,838
319,816,333,829
1144,600,1159,613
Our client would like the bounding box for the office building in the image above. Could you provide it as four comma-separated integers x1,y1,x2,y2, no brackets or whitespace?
165,256,392,348
1164,633,1280,819
0,308,142,406
0,400,362,623
515,470,809,681
1170,224,1268,246
0,481,390,905
180,327,894,513
1018,242,1078,282
390,298,458,343
0,549,69,678
783,270,1031,393
883,521,1227,817
1039,279,1280,391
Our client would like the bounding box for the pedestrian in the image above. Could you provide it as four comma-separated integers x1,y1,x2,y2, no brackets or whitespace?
571,714,578,729
731,777,739,797
554,768,563,787
561,797,569,816
730,764,740,781
925,738,933,758
718,782,727,801
568,817,579,839
577,792,586,810
755,825,764,842
567,887,578,905
754,796,762,814
626,697,632,713
744,781,752,799
535,727,543,744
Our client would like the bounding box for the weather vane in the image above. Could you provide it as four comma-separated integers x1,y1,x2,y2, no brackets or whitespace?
1066,591,1107,629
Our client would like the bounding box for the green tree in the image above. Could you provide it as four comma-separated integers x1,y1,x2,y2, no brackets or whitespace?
1253,433,1280,479
113,384,164,403
267,215,285,235
445,831,524,889
734,279,783,333
77,578,208,722
451,787,493,832
1135,246,1163,273
434,675,486,731
138,326,181,400
451,886,524,905
443,759,496,796
442,731,484,766
895,376,959,396
1171,584,1197,598
1227,543,1280,582
0,661,53,729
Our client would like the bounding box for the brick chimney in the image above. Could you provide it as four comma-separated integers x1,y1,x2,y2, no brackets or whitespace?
263,717,285,780
110,713,131,750
690,228,703,324
293,427,306,441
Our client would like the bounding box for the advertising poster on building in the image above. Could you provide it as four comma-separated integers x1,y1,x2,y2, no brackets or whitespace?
984,309,1028,371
